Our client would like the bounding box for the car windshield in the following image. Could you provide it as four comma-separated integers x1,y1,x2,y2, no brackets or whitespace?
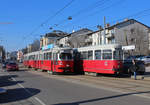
8,63,17,65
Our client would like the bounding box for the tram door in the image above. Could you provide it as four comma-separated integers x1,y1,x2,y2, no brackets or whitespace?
52,53,58,72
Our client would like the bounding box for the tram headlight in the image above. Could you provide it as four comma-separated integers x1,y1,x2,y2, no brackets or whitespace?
59,62,63,65
66,64,70,67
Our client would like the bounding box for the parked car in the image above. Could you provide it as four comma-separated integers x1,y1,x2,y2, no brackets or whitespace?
140,56,150,65
135,55,145,61
6,62,19,71
123,60,145,75
125,55,145,61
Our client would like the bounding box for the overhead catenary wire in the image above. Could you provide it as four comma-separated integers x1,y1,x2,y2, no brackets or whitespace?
84,8,150,32
17,0,75,50
20,1,150,50
28,0,75,37
58,0,124,31
34,0,111,38
48,0,111,30
62,1,150,32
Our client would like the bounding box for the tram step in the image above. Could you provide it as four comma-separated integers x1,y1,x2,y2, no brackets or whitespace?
85,72,98,76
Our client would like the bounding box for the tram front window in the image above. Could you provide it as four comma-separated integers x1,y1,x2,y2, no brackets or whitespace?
102,50,112,60
59,53,72,60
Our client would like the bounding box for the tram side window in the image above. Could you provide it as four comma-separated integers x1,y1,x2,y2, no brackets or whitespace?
33,55,35,60
32,55,34,60
88,51,93,60
95,50,101,60
35,55,37,60
49,52,52,60
45,53,47,60
113,50,123,60
81,51,88,60
39,54,41,60
102,50,112,60
41,54,43,60
45,54,46,60
46,53,49,60
53,53,58,60
37,55,39,60
34,55,36,60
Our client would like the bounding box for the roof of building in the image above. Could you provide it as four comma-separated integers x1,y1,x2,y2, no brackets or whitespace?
108,19,150,29
70,28,93,37
91,19,150,34
45,30,68,37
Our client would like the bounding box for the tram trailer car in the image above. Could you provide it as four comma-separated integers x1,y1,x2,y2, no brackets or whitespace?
74,44,123,75
23,47,74,74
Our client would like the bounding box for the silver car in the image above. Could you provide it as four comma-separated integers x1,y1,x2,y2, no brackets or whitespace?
141,56,150,65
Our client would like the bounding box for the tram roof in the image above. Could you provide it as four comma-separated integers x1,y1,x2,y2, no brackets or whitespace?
76,44,122,51
24,46,73,56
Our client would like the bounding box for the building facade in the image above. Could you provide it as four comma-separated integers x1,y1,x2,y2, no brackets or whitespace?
40,30,68,49
91,19,150,55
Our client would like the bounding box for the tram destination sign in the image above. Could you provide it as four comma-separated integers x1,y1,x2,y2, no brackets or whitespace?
122,45,135,50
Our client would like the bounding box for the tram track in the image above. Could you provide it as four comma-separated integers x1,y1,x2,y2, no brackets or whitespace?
26,68,150,94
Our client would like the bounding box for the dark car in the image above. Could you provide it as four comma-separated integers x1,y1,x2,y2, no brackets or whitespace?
123,60,145,75
6,62,19,71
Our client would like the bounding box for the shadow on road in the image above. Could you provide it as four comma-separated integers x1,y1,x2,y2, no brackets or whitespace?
0,88,40,104
53,91,150,105
0,75,24,87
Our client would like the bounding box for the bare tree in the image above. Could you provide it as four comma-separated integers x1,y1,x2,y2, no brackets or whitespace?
22,47,28,54
129,27,149,55
31,39,40,52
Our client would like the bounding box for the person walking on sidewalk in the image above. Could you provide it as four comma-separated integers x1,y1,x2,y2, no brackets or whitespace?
132,59,138,80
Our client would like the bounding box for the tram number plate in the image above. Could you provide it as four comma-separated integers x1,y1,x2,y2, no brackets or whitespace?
104,61,108,66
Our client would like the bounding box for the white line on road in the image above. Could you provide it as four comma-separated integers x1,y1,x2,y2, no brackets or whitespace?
7,72,46,105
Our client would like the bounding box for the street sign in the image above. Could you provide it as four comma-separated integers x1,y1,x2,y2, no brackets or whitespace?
122,45,135,50
42,44,54,50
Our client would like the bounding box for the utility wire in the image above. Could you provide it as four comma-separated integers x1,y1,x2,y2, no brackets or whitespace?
59,0,123,30
28,0,75,37
49,0,111,29
85,8,150,31
21,1,150,50
18,0,75,50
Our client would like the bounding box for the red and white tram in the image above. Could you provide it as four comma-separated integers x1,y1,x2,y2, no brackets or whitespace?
23,47,74,74
74,44,123,75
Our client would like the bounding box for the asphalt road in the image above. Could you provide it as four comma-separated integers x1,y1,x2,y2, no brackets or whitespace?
1,69,150,105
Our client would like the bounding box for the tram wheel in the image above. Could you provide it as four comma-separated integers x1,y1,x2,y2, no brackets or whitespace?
52,71,57,75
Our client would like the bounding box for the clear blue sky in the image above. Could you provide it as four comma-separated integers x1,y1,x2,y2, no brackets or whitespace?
0,0,150,52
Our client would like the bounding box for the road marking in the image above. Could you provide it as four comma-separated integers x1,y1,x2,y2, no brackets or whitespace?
34,97,46,105
7,72,46,105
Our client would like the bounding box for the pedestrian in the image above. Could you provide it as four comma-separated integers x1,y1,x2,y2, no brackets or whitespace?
132,59,137,80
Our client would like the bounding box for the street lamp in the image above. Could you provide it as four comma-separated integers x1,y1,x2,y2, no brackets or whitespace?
68,16,72,20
